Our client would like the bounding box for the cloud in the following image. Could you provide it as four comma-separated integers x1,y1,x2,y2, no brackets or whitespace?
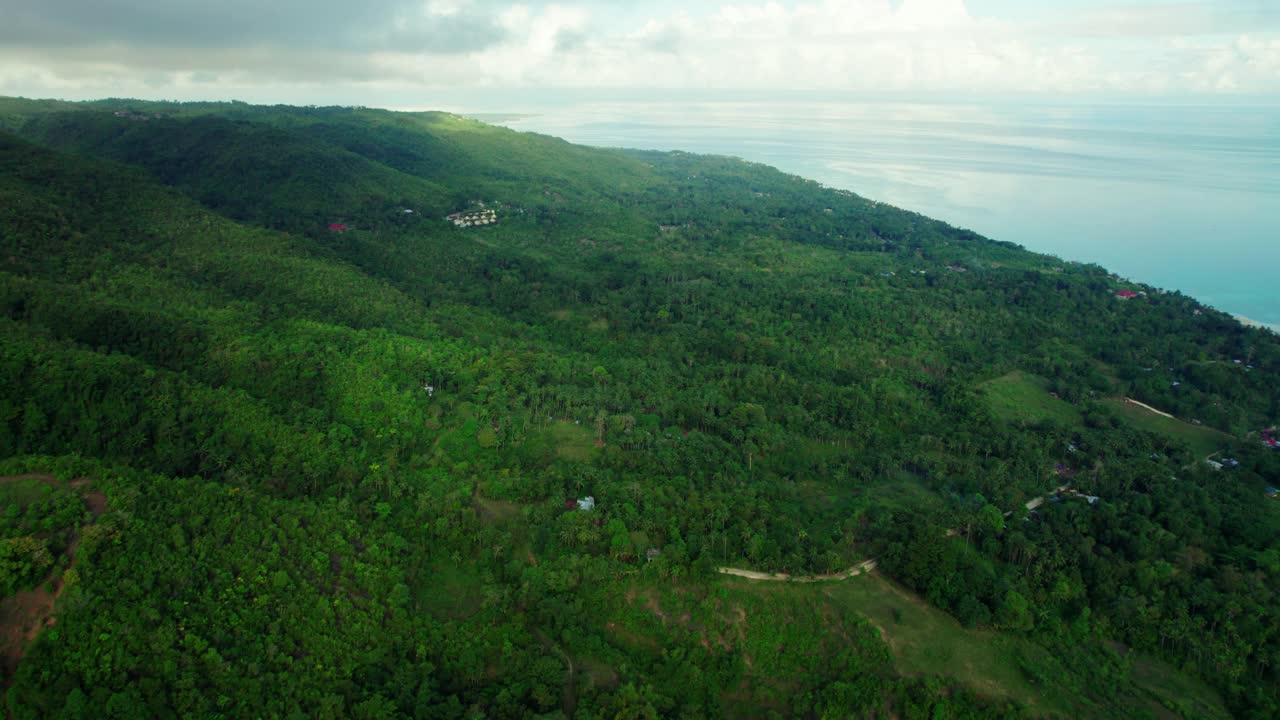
524,0,1280,94
1,0,1278,99
1179,33,1280,92
1044,1,1280,39
490,1,1059,92
0,1,508,52
0,0,518,90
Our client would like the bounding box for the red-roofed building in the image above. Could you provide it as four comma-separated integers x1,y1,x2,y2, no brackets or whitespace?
328,223,348,232
1115,290,1138,299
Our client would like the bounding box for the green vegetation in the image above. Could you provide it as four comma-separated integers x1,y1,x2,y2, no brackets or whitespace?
0,97,1277,718
829,573,1229,719
1129,653,1232,720
824,574,1064,709
980,372,1083,426
0,477,83,596
1100,398,1231,458
540,421,601,463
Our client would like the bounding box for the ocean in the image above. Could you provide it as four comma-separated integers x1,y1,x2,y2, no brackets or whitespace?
450,92,1280,328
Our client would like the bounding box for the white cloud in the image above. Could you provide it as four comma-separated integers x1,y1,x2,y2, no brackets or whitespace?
429,0,1278,95
452,1,1058,92
1,0,1278,99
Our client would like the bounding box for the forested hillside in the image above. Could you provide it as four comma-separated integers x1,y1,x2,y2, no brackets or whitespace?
1,97,1277,719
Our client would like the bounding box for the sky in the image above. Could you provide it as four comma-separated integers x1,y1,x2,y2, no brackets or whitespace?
1,0,1278,103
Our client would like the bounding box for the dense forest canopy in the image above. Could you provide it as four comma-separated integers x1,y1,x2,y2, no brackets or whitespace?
0,96,1277,719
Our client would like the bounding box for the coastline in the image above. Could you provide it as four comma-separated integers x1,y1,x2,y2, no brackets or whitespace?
483,99,1279,329
1236,315,1280,333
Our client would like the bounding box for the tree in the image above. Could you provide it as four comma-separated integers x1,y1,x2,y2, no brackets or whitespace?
978,504,1005,536
997,590,1034,631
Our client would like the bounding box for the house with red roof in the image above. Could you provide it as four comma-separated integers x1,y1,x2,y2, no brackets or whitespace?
1115,290,1138,299
1261,429,1277,449
328,223,348,232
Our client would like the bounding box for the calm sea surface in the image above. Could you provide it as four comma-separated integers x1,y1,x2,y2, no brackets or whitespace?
459,95,1279,327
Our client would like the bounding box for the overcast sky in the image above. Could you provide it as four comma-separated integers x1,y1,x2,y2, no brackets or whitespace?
2,0,1278,104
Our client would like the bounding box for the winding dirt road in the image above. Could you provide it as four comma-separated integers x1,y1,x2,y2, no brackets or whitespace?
1123,397,1177,420
718,558,878,583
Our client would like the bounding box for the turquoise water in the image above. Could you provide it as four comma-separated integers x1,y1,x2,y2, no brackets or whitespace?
469,95,1280,327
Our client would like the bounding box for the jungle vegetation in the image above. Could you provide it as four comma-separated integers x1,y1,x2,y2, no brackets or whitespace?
0,97,1277,719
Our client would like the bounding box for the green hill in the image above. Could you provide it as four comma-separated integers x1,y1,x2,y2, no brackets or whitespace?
0,97,1276,719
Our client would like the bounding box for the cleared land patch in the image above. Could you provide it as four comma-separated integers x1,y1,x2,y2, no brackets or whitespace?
979,371,1082,426
0,474,105,696
536,421,600,463
702,571,1229,719
1100,398,1231,457
818,572,1076,715
1130,652,1230,720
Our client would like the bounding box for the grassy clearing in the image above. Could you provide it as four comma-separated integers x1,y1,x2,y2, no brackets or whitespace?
473,495,522,525
1130,653,1230,720
619,571,1228,719
979,371,1082,426
600,574,1075,716
861,471,945,513
609,579,884,715
1100,399,1231,457
819,573,1077,716
541,421,599,463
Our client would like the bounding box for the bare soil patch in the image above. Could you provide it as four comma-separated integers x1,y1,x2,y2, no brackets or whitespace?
1,586,55,679
70,478,106,518
0,474,105,701
645,595,669,623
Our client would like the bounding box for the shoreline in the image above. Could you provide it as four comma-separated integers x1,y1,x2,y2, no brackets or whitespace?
477,100,1278,330
1236,315,1280,333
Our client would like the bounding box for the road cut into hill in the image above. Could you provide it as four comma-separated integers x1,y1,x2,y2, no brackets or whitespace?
718,558,878,583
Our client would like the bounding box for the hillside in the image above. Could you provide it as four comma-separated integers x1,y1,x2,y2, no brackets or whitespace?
0,97,1277,719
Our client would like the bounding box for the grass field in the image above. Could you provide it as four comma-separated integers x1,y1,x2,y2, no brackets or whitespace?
979,371,1082,426
861,471,946,513
1130,652,1231,720
603,572,1080,716
667,571,1229,719
473,495,522,524
819,573,1079,716
541,420,600,462
1100,398,1231,457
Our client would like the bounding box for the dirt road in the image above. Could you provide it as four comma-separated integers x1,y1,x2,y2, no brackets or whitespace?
1123,397,1177,420
718,558,878,583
